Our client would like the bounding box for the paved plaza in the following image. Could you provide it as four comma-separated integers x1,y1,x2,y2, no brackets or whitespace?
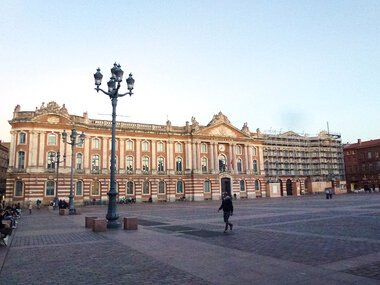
1,193,380,284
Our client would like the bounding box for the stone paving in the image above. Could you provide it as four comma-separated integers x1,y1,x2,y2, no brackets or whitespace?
1,193,380,284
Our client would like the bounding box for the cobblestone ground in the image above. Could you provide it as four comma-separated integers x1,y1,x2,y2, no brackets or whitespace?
1,193,380,284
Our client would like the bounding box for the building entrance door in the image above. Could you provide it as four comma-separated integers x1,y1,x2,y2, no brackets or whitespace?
286,179,292,196
221,178,231,196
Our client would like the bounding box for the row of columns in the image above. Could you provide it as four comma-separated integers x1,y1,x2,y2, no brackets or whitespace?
11,130,260,174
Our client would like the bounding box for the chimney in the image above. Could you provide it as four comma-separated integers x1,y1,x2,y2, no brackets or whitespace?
358,139,361,144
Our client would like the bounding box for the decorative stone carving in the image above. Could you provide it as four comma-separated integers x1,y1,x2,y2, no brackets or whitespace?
191,116,199,131
166,120,172,132
241,122,250,135
256,128,262,137
34,101,69,117
207,112,231,127
13,105,21,119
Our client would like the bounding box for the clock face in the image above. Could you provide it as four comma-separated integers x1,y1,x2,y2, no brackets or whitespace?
219,144,225,151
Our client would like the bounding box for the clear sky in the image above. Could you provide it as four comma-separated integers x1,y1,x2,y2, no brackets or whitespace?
0,0,379,144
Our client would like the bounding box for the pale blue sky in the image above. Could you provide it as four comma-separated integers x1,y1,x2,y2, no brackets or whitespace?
0,0,379,143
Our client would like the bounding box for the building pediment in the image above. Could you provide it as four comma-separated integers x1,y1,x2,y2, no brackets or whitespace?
196,123,249,138
32,114,71,125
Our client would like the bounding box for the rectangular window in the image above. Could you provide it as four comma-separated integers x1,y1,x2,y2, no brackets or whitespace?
204,181,210,193
158,181,165,194
92,181,100,196
127,182,134,195
47,134,57,145
126,140,133,150
201,143,207,153
15,181,23,196
368,152,372,159
18,151,25,169
19,133,26,144
76,181,83,196
157,142,164,152
175,143,182,153
142,141,149,151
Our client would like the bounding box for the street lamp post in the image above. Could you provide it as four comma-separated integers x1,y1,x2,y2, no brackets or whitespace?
62,129,85,215
49,151,66,210
93,63,135,228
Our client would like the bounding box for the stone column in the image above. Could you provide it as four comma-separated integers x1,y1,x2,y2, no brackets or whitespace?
168,141,174,172
102,137,108,170
244,144,249,171
191,142,196,172
84,137,90,170
152,140,156,170
196,141,201,171
228,144,233,171
38,132,45,167
259,146,265,175
120,139,125,170
210,142,214,171
29,131,38,167
185,141,192,170
232,144,237,173
9,131,17,167
248,145,253,172
136,139,141,171
214,143,219,172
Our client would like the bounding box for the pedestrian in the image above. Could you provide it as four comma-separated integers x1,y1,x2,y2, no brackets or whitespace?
28,201,32,214
218,192,233,233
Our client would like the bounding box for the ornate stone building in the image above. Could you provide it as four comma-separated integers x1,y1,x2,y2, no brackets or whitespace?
6,102,266,204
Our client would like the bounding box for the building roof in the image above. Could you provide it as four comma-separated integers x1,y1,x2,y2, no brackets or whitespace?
344,139,380,150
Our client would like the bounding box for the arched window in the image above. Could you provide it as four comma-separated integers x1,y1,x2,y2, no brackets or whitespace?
92,138,100,149
240,180,246,192
15,181,23,197
219,154,227,172
19,133,26,144
204,180,210,193
46,180,55,196
142,141,149,151
126,156,134,173
47,133,57,145
92,155,100,171
142,156,150,172
47,151,56,169
157,142,164,152
127,181,134,195
143,181,150,194
126,140,134,150
18,151,25,169
237,158,242,172
158,181,165,194
201,143,207,153
255,180,260,191
92,181,100,195
176,157,183,172
177,181,183,194
252,147,257,156
175,143,182,153
201,157,208,172
76,153,83,170
76,181,83,196
253,160,258,173
157,157,165,172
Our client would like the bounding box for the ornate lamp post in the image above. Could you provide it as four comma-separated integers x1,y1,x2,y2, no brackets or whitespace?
93,63,135,228
49,151,66,210
62,129,85,215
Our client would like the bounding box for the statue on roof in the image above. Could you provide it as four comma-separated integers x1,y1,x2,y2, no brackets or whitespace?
207,111,231,126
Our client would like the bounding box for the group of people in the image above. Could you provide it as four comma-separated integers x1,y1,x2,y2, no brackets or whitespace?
58,200,69,209
0,203,22,245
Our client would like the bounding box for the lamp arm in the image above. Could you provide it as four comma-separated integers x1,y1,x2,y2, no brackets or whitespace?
118,91,133,97
94,87,112,96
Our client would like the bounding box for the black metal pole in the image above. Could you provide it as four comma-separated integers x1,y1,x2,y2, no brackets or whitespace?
68,131,76,215
106,96,120,228
53,151,60,210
